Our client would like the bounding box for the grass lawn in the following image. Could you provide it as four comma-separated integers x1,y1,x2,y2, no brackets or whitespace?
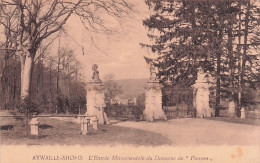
0,117,170,146
1,115,260,146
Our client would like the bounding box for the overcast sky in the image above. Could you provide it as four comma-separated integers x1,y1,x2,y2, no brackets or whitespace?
53,0,152,81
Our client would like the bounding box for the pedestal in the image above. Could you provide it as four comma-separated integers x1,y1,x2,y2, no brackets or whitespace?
192,69,213,118
30,118,39,136
228,101,236,117
144,81,166,121
192,82,212,117
92,116,99,130
85,82,107,124
240,107,245,119
81,117,90,135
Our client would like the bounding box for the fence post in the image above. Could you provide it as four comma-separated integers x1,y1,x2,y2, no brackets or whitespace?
30,117,39,136
81,117,90,135
240,107,246,119
92,116,99,130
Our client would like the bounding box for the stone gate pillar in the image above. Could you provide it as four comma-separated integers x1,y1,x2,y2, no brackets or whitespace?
85,64,107,124
192,68,213,118
143,65,166,121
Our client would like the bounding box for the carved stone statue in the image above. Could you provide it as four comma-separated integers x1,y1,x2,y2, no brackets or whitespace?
92,64,101,83
150,64,158,81
197,67,207,83
192,66,213,117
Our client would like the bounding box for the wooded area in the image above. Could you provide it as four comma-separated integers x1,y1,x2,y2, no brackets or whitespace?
0,0,132,114
0,46,86,114
141,0,260,116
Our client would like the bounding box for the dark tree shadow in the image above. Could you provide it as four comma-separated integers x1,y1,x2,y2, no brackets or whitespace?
39,124,53,129
0,125,14,130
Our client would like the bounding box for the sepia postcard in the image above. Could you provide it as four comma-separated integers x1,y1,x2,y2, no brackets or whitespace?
0,0,259,163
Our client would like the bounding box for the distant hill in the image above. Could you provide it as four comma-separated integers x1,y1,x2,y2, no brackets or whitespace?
115,78,149,97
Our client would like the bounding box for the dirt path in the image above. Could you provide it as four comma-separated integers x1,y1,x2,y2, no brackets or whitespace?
114,118,260,146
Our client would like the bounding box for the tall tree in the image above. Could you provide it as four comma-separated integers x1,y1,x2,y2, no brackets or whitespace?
141,0,259,116
103,74,122,105
0,0,132,102
238,0,260,114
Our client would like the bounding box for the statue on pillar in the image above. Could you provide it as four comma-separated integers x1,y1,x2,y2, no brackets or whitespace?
197,67,207,83
144,63,166,121
86,64,108,124
192,67,213,117
150,64,158,81
92,64,101,83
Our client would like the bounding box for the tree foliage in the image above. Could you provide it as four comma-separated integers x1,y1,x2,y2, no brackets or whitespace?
141,0,260,115
103,74,122,105
0,0,132,101
0,46,86,114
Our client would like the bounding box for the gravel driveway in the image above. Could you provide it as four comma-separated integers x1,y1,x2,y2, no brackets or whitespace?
114,118,260,146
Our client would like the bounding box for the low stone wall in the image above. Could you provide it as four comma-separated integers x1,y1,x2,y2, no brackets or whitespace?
49,116,81,124
0,110,22,126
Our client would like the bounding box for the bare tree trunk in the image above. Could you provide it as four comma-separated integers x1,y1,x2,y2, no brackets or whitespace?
0,52,7,109
227,6,235,96
0,54,7,83
49,65,52,95
41,61,44,91
240,1,250,109
13,63,17,100
215,50,221,117
57,38,61,93
19,54,26,95
36,61,40,93
215,29,223,117
75,64,78,96
237,0,242,117
57,56,60,92
36,60,43,93
21,55,34,100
